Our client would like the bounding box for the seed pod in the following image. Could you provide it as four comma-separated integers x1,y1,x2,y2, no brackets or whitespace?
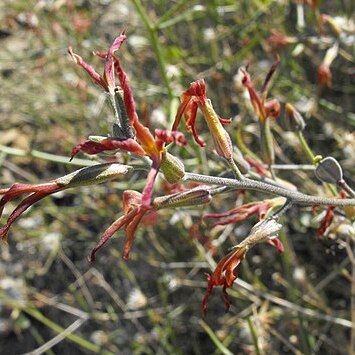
153,186,212,209
285,103,306,132
55,163,132,187
160,150,185,184
315,157,343,184
240,218,282,249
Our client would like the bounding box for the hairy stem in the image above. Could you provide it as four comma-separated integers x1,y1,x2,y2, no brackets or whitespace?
184,172,355,207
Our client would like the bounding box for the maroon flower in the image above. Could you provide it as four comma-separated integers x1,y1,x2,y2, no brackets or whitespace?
202,246,246,315
89,186,212,261
202,218,283,315
241,56,281,124
173,79,233,160
68,31,127,95
203,200,273,227
69,33,187,207
0,164,131,241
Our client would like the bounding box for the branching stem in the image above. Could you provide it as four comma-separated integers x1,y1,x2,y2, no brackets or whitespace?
184,172,355,207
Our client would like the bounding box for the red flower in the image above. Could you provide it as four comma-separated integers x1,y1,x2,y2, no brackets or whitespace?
202,218,283,315
71,128,187,207
68,31,127,95
173,79,233,160
69,33,187,207
0,164,131,241
241,56,281,124
203,200,273,227
89,190,151,261
89,186,212,261
202,246,247,315
318,62,332,88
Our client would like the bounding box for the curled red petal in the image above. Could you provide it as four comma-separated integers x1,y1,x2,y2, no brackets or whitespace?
113,56,139,124
268,237,284,253
0,182,59,217
241,68,265,123
154,129,187,150
68,47,107,91
70,138,146,160
103,31,127,93
318,206,335,237
202,247,244,315
202,273,214,316
218,116,232,125
173,95,191,131
186,101,206,147
0,186,60,241
186,79,207,104
88,208,138,262
123,209,146,259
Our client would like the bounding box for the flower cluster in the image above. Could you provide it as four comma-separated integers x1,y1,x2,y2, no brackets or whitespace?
1,30,354,318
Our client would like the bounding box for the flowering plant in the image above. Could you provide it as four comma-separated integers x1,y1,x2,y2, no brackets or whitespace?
1,31,354,316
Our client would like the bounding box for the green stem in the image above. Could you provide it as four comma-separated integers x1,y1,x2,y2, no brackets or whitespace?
227,158,244,180
131,0,173,103
296,131,315,163
184,172,355,207
0,144,96,166
198,319,233,355
22,307,113,354
235,127,259,161
296,132,338,196
247,317,262,355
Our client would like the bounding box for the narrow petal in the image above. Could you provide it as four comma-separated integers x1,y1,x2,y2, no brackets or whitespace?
123,209,146,259
154,129,187,151
113,56,139,124
68,47,107,91
88,208,138,262
242,69,265,123
0,182,58,217
185,100,205,147
103,31,127,93
141,160,160,208
172,95,191,131
0,186,59,241
261,55,280,99
268,238,284,253
132,120,159,158
70,138,146,160
218,116,232,125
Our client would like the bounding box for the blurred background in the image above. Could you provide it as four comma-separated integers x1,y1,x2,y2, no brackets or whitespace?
0,0,354,353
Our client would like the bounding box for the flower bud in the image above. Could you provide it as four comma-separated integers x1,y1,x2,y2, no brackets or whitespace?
160,150,185,184
153,186,212,209
285,103,306,132
315,156,343,184
200,100,234,160
240,218,282,249
55,163,132,188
